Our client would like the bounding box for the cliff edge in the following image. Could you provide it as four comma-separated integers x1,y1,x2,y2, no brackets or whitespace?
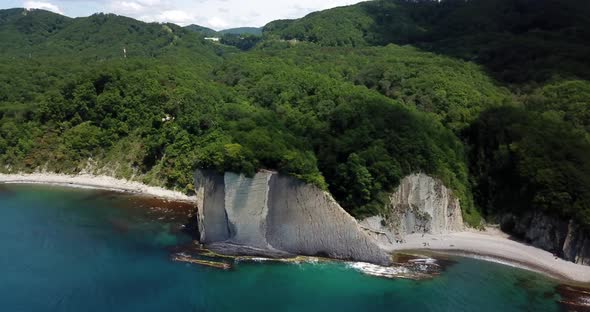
193,170,391,265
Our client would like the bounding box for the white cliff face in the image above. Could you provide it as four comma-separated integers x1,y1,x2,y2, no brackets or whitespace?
223,171,272,249
386,173,464,236
193,170,466,265
193,170,391,265
194,170,228,243
265,175,390,264
360,174,464,247
197,170,590,267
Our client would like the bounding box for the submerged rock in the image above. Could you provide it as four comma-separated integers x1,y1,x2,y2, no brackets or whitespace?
557,284,590,311
347,254,451,280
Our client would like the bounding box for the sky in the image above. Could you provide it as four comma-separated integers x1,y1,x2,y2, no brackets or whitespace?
1,0,366,30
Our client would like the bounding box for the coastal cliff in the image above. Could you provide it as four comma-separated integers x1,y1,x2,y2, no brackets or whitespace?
501,212,590,265
193,170,391,265
386,173,464,235
192,170,590,268
360,174,464,248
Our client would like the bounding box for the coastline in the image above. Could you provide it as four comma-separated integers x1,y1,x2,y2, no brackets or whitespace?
391,228,590,285
2,172,589,284
0,172,196,203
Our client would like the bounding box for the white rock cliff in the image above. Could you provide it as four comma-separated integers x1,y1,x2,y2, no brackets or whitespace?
385,173,464,236
359,173,464,249
193,169,392,265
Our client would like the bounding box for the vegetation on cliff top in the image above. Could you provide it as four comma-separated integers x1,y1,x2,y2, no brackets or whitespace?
1,0,590,227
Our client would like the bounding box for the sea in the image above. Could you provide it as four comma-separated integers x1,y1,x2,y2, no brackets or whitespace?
0,184,580,311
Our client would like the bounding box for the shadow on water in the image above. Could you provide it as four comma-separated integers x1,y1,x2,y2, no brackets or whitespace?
0,184,16,196
512,275,561,309
75,190,196,234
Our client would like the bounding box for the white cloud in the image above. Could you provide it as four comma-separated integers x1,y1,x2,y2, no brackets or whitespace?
104,0,365,29
116,1,143,12
109,0,195,25
110,1,149,14
136,0,162,6
24,1,64,14
207,16,228,29
14,0,366,29
157,10,194,24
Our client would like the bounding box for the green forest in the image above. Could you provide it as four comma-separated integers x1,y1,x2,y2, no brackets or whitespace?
1,0,590,228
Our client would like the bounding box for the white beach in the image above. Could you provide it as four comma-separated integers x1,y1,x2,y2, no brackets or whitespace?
0,173,196,202
394,228,590,283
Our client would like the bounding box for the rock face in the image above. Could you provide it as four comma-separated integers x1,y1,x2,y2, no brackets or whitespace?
501,212,590,265
193,168,590,267
193,170,391,265
381,173,464,237
194,170,229,243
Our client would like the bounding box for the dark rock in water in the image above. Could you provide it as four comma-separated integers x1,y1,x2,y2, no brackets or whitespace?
501,212,590,265
348,254,452,280
171,253,232,270
0,184,16,196
206,242,295,259
557,284,590,312
183,207,201,240
193,170,391,266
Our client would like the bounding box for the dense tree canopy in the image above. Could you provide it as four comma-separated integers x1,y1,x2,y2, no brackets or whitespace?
264,0,590,83
1,0,590,229
468,107,590,225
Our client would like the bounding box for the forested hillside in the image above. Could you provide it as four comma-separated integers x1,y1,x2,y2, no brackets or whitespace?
1,0,589,229
1,9,219,63
252,43,510,132
183,25,262,37
264,0,590,83
220,27,262,36
184,24,218,37
0,7,478,224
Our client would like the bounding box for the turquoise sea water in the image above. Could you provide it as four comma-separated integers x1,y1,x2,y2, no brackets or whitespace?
0,185,568,311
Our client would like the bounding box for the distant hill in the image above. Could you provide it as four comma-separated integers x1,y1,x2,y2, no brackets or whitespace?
0,8,71,53
0,9,219,62
184,25,262,37
184,24,218,37
183,24,262,50
220,27,261,36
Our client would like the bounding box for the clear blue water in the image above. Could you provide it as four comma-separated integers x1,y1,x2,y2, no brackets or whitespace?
0,185,567,311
